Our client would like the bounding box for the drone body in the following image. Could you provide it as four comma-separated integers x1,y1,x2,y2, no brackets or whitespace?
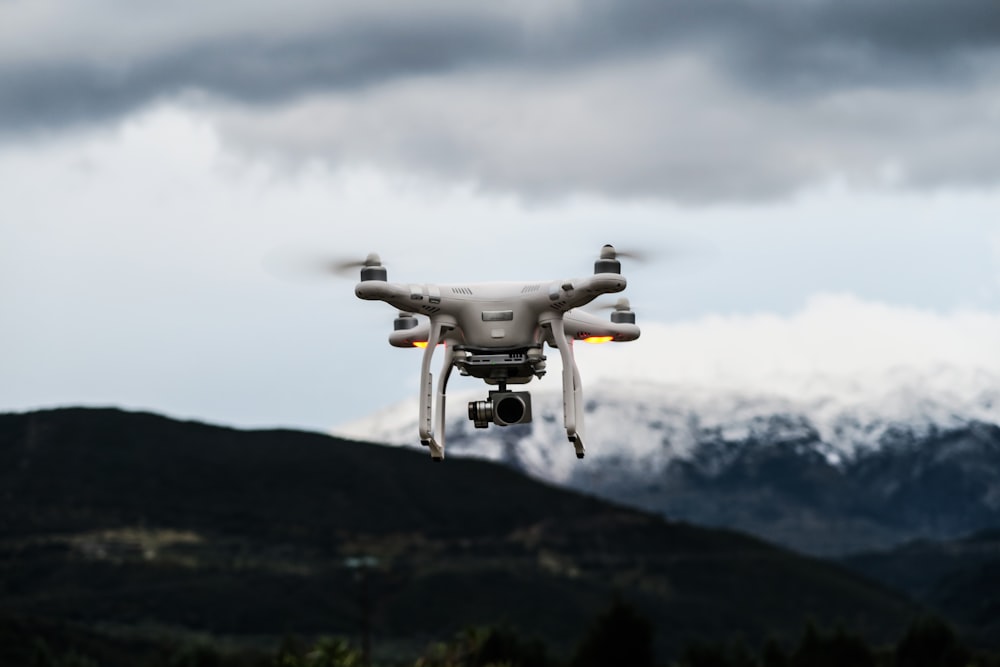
354,245,640,461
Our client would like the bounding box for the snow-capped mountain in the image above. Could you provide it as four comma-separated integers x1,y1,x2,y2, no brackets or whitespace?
337,368,1000,556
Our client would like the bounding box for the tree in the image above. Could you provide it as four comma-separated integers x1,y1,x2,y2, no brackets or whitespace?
413,625,552,667
760,637,788,667
274,637,363,667
790,622,873,667
895,617,970,667
679,641,731,667
569,596,654,667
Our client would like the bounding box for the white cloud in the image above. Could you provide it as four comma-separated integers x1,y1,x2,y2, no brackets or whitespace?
573,293,1000,406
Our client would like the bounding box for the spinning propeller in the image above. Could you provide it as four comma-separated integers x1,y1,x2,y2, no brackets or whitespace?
330,252,381,272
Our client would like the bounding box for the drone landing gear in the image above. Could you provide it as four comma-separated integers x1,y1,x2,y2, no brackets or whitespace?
543,317,587,462
417,318,455,461
421,440,443,461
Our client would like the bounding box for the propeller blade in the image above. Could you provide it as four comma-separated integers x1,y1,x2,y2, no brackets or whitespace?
600,241,709,264
588,297,632,312
264,250,383,280
330,252,383,275
601,245,650,263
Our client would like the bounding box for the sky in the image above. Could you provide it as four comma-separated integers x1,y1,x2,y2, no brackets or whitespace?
2,0,999,432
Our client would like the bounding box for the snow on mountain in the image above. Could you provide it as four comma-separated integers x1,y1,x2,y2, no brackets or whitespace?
337,367,999,480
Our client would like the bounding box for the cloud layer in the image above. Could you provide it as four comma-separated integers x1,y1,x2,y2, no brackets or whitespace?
574,293,1000,405
3,0,1000,201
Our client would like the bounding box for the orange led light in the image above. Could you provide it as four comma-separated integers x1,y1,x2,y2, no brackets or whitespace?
582,336,614,344
412,341,429,348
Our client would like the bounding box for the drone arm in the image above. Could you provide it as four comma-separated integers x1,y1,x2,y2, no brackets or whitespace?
355,280,419,313
389,319,432,348
562,310,640,342
553,274,627,312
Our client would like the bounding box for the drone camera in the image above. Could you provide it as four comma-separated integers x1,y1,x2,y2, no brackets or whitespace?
468,391,532,428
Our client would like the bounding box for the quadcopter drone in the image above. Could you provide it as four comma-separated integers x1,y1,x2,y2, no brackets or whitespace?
352,244,640,461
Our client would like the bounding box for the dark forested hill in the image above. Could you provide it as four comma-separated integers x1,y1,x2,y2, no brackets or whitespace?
841,529,1000,649
346,387,1000,557
1,407,919,662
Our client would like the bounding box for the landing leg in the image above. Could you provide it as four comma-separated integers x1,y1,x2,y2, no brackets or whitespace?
418,320,445,459
432,346,453,461
572,359,584,458
549,319,586,459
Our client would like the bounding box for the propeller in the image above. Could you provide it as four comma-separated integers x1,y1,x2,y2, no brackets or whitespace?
600,240,716,265
589,297,633,312
329,252,384,277
599,244,650,263
584,296,637,324
263,250,385,281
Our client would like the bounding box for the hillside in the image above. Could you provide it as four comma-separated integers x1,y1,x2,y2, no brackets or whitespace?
339,379,1000,556
1,407,919,661
841,529,1000,648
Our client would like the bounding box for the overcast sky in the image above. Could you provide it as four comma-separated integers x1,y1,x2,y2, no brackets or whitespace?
2,1,999,432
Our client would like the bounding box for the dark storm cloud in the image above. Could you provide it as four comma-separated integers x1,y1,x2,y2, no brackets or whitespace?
3,0,1000,201
712,0,1000,90
0,15,520,134
571,0,1000,91
2,0,998,133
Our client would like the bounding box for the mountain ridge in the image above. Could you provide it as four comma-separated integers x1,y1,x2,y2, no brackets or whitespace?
337,375,1000,555
1,406,919,659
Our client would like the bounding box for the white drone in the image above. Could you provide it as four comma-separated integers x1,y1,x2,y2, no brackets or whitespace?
350,244,640,461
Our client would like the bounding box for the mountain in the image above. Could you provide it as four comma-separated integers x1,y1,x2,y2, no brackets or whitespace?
338,375,1000,556
1,407,917,662
841,529,1000,648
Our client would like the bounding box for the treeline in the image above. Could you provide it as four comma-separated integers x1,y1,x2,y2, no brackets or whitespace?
674,616,997,667
7,602,1000,667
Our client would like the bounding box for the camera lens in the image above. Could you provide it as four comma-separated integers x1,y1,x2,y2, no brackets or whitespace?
468,400,492,423
494,395,525,425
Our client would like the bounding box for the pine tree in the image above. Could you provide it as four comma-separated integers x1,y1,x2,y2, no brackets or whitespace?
895,617,970,667
569,596,654,667
760,637,788,667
